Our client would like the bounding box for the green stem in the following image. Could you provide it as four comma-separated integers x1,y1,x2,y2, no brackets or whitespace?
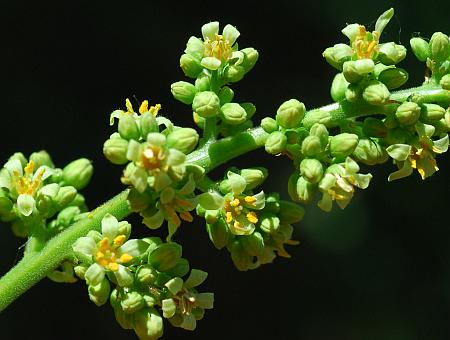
0,83,447,312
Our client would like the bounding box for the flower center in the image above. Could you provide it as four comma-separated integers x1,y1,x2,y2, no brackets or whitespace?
204,34,232,62
353,25,379,59
13,160,45,196
142,146,163,170
95,236,132,272
224,195,258,228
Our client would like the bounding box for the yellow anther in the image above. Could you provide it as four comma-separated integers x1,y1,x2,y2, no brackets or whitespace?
125,98,134,113
113,235,126,246
108,262,119,271
246,212,258,224
226,211,233,223
230,198,240,207
139,100,149,114
119,253,133,264
204,34,232,62
24,160,35,175
98,237,109,250
149,104,161,116
244,196,256,204
96,251,105,260
233,221,243,229
180,211,194,222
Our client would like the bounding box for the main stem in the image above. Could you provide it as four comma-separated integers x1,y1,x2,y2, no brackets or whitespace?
0,83,448,312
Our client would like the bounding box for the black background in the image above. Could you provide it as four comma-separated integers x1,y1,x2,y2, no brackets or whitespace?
1,1,450,339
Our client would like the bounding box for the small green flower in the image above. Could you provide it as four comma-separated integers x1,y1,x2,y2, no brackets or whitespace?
73,214,148,287
317,157,372,212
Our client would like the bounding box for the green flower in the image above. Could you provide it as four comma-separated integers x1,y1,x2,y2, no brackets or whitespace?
386,123,449,181
317,157,372,212
162,269,214,331
73,214,148,287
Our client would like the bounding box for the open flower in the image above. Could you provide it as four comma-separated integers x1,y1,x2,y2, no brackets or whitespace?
162,269,214,331
73,214,148,287
387,123,449,181
318,157,372,212
110,98,161,125
0,158,53,216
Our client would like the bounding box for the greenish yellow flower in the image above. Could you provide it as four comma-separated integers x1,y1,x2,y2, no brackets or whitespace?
110,98,161,125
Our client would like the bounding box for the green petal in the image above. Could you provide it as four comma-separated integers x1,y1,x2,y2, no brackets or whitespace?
178,174,196,196
251,190,265,210
165,277,183,295
341,23,360,42
344,157,360,174
388,161,413,181
101,213,120,240
126,139,141,162
180,313,197,331
317,192,333,212
201,57,221,70
143,209,165,229
227,171,246,195
223,24,240,45
198,192,224,210
195,293,214,309
17,194,35,217
386,144,412,161
375,8,394,35
130,166,148,193
85,263,105,286
166,149,186,166
147,132,166,146
153,172,172,192
4,159,23,177
119,239,149,257
352,173,372,189
434,134,449,153
185,36,204,59
201,21,219,41
162,298,177,318
184,269,208,289
73,236,96,259
114,265,134,287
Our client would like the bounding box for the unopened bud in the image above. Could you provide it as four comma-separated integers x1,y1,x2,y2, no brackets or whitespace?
278,200,305,224
54,186,77,208
118,115,140,141
88,279,111,307
363,117,388,137
166,128,199,154
301,136,322,157
302,110,333,129
345,83,363,103
430,32,450,62
218,86,234,104
322,44,353,70
240,168,268,190
221,103,247,125
261,117,278,133
192,91,220,118
240,47,259,73
378,67,408,89
330,73,349,101
62,158,93,190
300,158,324,184
421,103,446,122
30,151,54,168
240,232,264,256
224,65,245,83
410,37,430,62
395,102,421,125
343,61,363,83
265,131,287,154
377,43,407,65
259,213,280,233
296,176,315,204
206,220,229,250
276,99,306,128
148,242,182,272
329,133,358,160
180,53,203,78
103,137,129,165
171,81,197,105
440,74,450,90
140,112,159,138
362,81,390,105
352,138,389,165
121,291,145,314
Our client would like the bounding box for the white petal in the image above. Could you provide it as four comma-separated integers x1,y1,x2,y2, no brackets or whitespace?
184,269,208,289
17,194,35,216
85,263,105,286
114,265,134,287
227,171,246,195
73,236,97,258
4,159,23,176
223,24,240,45
201,21,219,41
201,57,221,70
388,161,413,181
386,144,412,161
119,239,148,257
101,213,120,240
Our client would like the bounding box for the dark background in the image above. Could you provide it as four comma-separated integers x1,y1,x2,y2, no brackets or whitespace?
1,0,450,339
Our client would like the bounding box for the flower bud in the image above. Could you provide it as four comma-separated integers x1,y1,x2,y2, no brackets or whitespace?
363,117,388,137
261,117,278,133
218,86,234,104
118,115,140,141
354,58,375,74
88,279,111,307
240,102,256,119
121,291,145,314
301,136,322,157
0,190,13,215
259,213,280,233
74,264,88,280
301,110,333,129
421,103,446,122
440,74,450,90
296,176,315,204
136,265,158,286
224,65,245,83
377,67,408,89
165,258,190,278
180,53,203,78
300,158,323,184
240,47,259,73
276,99,306,128
343,61,363,83
430,32,450,62
278,200,305,224
410,37,430,62
62,158,93,190
240,167,267,190
221,103,247,125
140,112,159,138
329,133,358,160
395,102,421,125
148,242,182,272
330,73,349,101
309,123,329,147
377,43,407,65
166,128,199,154
54,186,77,208
171,81,197,105
192,91,220,118
230,240,252,271
206,220,229,250
30,151,54,168
362,81,390,105
352,138,389,165
56,206,81,226
345,83,363,103
265,131,287,154
323,43,353,70
240,232,264,256
194,74,210,92
103,137,129,165
133,308,164,340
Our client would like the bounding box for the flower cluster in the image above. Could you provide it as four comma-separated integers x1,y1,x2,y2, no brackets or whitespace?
0,151,92,238
73,214,213,339
197,169,304,271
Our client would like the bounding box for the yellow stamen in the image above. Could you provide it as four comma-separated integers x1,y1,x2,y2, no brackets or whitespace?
149,104,161,116
230,198,240,207
244,196,256,204
226,211,233,223
125,98,134,113
108,262,119,271
98,238,109,250
233,221,243,229
139,100,149,114
119,253,133,264
96,251,105,259
24,160,35,175
180,211,194,222
113,235,126,246
418,167,426,180
246,211,258,224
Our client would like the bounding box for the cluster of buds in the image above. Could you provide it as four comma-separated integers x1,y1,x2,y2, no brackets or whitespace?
103,99,203,240
73,214,213,339
172,21,259,137
0,151,92,238
324,9,410,105
196,168,304,271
